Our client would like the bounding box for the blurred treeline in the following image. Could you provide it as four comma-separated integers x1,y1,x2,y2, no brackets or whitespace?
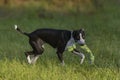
0,0,103,13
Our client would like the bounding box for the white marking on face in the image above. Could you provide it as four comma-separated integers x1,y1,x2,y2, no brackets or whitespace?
78,33,85,44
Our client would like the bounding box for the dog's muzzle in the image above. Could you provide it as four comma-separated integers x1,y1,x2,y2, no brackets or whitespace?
78,39,85,45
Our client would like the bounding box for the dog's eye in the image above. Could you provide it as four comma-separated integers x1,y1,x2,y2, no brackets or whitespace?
82,32,85,39
82,35,85,39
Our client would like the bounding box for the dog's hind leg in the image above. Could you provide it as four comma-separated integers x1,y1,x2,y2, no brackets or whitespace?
72,49,85,64
25,51,34,64
31,55,41,64
26,39,44,64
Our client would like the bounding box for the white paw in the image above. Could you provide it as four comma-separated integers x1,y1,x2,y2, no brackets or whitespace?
27,56,32,64
14,25,18,30
80,55,85,64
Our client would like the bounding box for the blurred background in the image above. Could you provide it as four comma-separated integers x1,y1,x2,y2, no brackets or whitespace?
0,0,102,12
0,0,104,21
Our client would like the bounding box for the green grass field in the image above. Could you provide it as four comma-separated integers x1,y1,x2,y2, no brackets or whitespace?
0,0,120,80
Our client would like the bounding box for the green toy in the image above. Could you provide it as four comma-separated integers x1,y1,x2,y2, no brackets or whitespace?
67,44,94,64
80,44,94,64
67,44,76,52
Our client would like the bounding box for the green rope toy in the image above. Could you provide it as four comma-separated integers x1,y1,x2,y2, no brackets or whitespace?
67,44,94,64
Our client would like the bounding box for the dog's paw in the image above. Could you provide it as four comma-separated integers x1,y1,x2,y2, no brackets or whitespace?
14,25,18,30
80,55,85,64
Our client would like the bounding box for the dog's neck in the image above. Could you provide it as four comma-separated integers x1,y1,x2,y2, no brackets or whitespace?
70,31,75,43
65,31,76,50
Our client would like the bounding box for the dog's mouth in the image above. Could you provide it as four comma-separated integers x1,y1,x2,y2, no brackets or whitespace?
77,39,85,45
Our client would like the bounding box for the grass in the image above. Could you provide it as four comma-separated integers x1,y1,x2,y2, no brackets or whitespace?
0,0,120,80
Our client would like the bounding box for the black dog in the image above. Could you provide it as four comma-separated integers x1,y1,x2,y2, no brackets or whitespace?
15,25,85,65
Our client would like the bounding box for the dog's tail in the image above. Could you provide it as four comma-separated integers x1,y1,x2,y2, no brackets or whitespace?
14,25,29,36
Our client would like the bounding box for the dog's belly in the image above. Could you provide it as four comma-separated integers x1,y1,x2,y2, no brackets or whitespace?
44,38,59,48
38,32,61,48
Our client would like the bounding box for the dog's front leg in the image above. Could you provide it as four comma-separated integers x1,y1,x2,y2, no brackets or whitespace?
72,49,85,64
57,52,65,66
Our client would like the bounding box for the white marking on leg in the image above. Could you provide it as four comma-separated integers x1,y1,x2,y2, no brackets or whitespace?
62,60,65,66
27,55,32,64
31,55,40,64
14,25,18,30
80,53,85,64
73,51,85,64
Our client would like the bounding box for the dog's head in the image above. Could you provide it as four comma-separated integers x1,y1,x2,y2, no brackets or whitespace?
72,28,85,45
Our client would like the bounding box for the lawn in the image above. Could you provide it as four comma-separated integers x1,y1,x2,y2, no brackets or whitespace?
0,0,120,80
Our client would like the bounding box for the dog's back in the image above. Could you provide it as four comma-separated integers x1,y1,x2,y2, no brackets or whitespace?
30,29,71,48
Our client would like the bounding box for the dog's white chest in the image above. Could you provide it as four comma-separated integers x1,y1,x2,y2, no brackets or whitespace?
65,37,76,51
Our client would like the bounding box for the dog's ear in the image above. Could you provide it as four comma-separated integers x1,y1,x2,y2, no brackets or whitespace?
80,28,85,39
80,28,84,31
